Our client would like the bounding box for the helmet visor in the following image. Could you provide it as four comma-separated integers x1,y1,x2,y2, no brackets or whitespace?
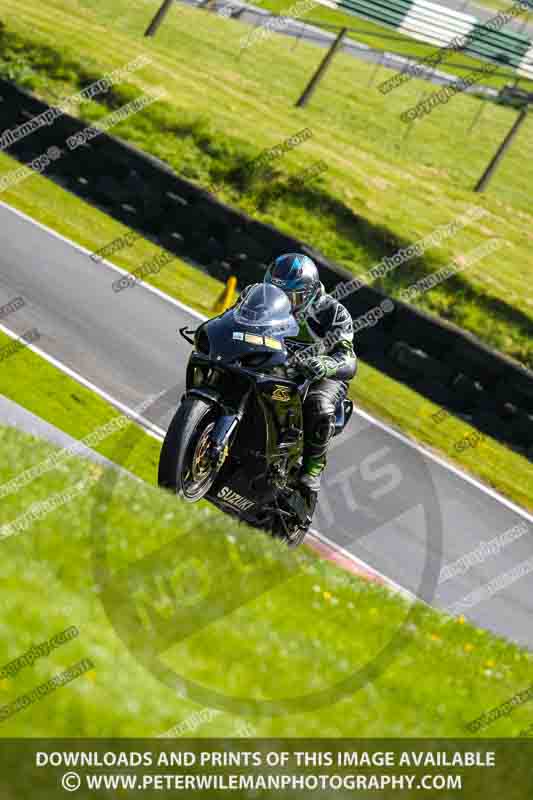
287,288,311,312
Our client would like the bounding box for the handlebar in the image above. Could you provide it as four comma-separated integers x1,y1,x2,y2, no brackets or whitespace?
284,363,313,401
298,377,313,404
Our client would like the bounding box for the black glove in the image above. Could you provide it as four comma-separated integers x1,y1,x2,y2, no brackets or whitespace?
299,356,328,381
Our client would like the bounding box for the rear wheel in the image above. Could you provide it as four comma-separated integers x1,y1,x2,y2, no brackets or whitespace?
158,397,221,502
272,489,317,547
285,526,308,548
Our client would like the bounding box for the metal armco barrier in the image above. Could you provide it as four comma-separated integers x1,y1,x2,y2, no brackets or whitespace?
318,0,533,80
0,79,531,458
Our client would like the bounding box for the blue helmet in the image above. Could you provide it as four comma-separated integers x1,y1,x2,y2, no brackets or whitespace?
264,253,320,314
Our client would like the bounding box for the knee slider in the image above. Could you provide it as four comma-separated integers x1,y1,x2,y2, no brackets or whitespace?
304,391,336,443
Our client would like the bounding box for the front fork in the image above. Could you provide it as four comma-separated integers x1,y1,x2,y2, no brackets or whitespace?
209,413,240,468
187,385,251,469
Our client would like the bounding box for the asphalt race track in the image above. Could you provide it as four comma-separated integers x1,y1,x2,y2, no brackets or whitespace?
0,201,532,648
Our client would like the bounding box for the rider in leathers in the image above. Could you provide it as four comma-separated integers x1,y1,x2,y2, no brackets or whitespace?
242,253,357,498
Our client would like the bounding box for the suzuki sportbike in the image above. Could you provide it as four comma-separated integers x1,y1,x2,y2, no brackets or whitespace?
158,283,353,546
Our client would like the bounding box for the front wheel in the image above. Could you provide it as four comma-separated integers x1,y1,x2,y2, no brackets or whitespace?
158,397,221,502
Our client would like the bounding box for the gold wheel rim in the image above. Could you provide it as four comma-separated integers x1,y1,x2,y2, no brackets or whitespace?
190,422,215,483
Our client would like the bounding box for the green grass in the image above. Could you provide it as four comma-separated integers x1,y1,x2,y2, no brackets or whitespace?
0,0,532,371
1,368,533,737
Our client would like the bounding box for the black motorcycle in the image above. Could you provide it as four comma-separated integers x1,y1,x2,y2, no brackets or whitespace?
158,283,353,546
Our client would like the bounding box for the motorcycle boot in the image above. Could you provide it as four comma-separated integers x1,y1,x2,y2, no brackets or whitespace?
299,454,326,495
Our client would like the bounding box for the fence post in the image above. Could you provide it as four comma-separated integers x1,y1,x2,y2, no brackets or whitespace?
145,0,175,37
295,27,347,108
474,106,528,192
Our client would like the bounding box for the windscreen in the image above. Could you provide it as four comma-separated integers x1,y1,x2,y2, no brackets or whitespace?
233,283,298,337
